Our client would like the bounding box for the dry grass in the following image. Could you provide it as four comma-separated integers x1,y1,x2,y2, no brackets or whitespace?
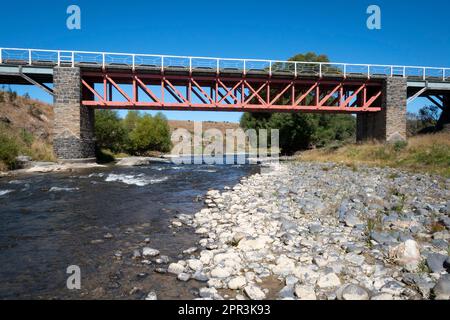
298,133,450,177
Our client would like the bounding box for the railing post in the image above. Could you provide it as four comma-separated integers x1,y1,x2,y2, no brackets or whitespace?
102,53,106,69
294,62,297,77
189,57,192,73
243,60,246,75
319,63,322,78
367,65,370,79
71,51,75,67
403,66,406,78
132,54,136,71
161,56,164,73
0,48,2,64
216,59,219,75
344,64,347,78
57,51,61,66
443,69,446,81
28,49,32,65
423,67,426,80
269,61,272,76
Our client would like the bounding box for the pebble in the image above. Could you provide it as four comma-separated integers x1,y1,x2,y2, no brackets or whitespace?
173,162,449,301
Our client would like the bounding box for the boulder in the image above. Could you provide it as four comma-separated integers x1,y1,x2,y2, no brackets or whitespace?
388,240,421,272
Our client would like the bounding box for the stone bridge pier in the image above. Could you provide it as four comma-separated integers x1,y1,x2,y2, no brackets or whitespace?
53,67,96,161
357,78,407,143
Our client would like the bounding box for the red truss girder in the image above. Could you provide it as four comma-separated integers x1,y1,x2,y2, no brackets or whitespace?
81,72,383,113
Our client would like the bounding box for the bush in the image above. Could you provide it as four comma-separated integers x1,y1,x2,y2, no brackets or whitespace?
95,110,127,153
0,134,20,169
128,113,172,154
94,110,172,156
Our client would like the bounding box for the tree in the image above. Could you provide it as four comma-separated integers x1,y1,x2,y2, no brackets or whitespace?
128,113,172,154
95,110,126,153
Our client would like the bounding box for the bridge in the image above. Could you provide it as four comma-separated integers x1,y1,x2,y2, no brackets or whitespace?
0,47,449,160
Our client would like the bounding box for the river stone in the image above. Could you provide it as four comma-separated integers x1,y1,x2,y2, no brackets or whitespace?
433,274,450,300
187,259,203,271
344,214,363,227
317,273,341,289
426,253,447,273
177,273,191,282
444,257,450,272
168,263,185,275
211,267,232,278
294,285,317,300
142,247,160,257
237,237,269,251
145,291,158,300
340,284,370,300
228,276,246,290
244,284,266,300
388,240,421,271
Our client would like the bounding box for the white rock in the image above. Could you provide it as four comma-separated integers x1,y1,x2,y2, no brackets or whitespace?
187,259,203,271
388,240,421,271
142,247,160,257
211,267,232,279
145,291,158,300
177,273,191,282
340,284,369,300
237,236,270,251
317,273,342,289
272,255,296,276
244,284,266,300
294,285,317,300
228,276,247,290
195,228,208,234
168,263,185,275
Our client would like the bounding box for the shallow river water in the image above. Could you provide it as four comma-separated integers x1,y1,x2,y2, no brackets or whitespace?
0,162,259,300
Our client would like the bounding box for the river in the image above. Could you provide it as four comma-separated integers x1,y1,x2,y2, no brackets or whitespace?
0,162,259,300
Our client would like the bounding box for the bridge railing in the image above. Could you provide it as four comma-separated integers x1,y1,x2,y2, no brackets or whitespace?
0,47,449,81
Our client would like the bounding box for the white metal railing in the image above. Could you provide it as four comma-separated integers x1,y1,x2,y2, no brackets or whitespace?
0,47,449,81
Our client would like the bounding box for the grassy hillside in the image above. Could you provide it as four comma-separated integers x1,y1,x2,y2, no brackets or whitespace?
0,90,54,170
298,133,450,177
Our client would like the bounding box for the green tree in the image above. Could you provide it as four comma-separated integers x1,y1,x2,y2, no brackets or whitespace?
128,113,171,154
95,110,126,153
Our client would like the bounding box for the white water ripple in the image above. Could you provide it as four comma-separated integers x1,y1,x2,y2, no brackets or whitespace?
104,174,168,186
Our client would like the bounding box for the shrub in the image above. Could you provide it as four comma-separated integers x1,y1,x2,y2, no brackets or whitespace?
95,110,127,153
0,134,20,169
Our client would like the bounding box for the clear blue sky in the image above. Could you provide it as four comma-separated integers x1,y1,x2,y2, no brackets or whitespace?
1,0,449,122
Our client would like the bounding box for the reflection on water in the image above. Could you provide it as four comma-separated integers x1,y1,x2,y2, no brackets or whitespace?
0,163,259,300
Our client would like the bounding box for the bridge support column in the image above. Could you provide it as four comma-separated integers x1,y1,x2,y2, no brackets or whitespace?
436,95,450,132
53,67,96,161
357,77,407,143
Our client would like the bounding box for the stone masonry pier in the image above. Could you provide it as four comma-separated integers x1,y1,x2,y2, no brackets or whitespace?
53,67,96,161
357,78,407,143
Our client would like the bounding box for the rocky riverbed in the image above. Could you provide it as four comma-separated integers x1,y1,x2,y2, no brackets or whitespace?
159,162,450,300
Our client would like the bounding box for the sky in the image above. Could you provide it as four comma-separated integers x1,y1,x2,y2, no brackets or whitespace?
1,0,449,122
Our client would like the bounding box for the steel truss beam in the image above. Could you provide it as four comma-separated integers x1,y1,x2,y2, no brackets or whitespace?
81,72,383,113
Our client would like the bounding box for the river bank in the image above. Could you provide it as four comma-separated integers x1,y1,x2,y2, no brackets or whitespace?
166,162,450,300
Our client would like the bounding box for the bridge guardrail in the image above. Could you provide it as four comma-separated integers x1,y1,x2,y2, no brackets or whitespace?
0,47,449,82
